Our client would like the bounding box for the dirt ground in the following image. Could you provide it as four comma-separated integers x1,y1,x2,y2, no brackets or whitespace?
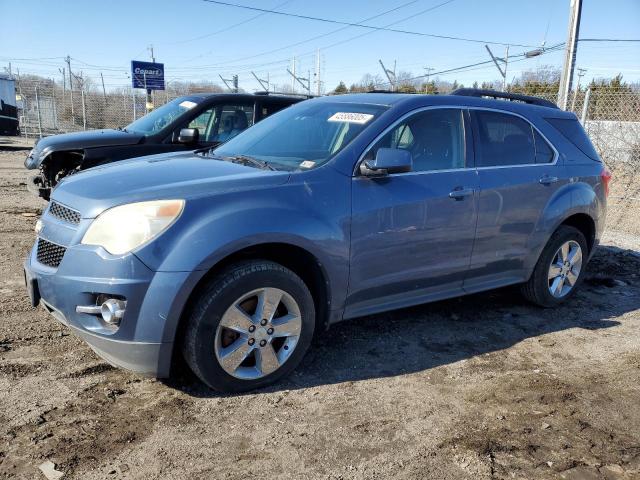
0,145,639,480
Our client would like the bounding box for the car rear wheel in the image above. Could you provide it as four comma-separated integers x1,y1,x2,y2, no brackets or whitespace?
521,225,588,307
182,260,315,392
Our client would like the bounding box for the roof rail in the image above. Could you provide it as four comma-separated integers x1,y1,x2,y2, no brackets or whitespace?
451,88,558,109
366,89,395,94
254,90,315,99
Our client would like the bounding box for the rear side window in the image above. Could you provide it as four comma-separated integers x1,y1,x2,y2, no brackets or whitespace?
473,111,535,167
545,117,600,161
261,102,289,118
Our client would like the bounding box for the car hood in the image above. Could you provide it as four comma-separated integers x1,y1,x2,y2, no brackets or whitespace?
50,150,290,219
25,129,144,169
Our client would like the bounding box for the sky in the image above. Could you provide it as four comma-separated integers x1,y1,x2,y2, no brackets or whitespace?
1,0,639,93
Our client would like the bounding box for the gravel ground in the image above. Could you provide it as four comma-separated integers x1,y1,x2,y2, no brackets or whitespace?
1,145,639,480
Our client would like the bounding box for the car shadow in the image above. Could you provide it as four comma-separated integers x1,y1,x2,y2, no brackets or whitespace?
166,244,640,398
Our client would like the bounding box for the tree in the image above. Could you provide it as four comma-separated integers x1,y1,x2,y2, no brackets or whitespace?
333,81,348,94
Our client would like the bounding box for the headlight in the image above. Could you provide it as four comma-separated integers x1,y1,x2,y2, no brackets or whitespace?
81,200,184,255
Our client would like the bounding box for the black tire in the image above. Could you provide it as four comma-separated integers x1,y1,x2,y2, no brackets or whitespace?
182,260,315,392
521,225,588,307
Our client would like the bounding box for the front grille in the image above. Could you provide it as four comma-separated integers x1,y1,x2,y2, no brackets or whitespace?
36,238,67,268
49,201,81,224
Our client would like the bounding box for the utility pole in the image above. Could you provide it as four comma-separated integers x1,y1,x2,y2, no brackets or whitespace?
315,49,322,96
219,74,238,93
379,59,396,91
66,56,75,121
571,67,587,111
287,68,310,95
251,71,269,92
100,72,107,102
424,67,434,83
485,45,509,92
423,66,434,92
58,67,66,102
146,45,155,112
558,0,583,110
291,56,296,93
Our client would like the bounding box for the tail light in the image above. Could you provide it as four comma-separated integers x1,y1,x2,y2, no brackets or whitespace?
600,168,612,197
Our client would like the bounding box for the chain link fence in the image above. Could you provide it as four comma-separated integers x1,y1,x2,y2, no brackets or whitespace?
14,78,224,137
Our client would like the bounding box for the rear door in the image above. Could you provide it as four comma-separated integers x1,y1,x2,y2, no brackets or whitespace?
347,107,479,318
465,109,564,290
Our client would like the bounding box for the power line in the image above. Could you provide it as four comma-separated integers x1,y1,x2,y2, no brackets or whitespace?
370,43,565,87
200,0,538,47
173,0,427,70
578,38,640,42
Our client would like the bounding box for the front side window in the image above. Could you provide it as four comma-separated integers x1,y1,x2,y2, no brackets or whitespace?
365,108,465,172
213,101,388,170
186,104,253,144
188,108,214,140
474,111,536,167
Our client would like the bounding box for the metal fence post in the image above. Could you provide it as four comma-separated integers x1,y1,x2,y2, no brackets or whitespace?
35,86,43,138
132,88,137,121
81,88,87,130
581,87,591,125
52,97,59,130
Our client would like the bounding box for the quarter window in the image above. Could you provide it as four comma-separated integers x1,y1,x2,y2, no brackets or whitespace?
474,111,536,167
366,108,465,172
533,130,555,164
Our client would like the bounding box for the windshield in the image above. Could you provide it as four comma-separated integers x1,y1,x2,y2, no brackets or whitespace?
213,101,388,170
125,97,201,135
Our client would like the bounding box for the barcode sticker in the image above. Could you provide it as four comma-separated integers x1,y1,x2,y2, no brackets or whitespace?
300,160,316,169
179,101,197,109
328,112,374,124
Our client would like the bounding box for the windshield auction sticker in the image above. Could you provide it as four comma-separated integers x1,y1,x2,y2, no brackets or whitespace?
328,112,374,124
179,101,198,109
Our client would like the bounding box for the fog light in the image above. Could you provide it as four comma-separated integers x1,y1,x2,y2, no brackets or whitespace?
101,299,126,325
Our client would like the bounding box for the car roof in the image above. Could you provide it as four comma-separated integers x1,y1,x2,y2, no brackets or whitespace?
313,92,576,119
182,92,303,103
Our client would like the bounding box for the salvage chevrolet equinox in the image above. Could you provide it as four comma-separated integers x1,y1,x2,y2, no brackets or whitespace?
24,89,610,392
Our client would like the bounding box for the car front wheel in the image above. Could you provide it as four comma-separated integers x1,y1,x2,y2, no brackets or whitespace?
182,260,315,392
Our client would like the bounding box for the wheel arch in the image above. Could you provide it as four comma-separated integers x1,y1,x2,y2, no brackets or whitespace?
167,241,332,372
526,180,601,276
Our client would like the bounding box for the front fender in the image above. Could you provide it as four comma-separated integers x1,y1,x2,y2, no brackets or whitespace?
525,180,602,273
133,170,352,340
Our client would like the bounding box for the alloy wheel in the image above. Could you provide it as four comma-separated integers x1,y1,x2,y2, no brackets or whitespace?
548,240,583,298
214,287,302,379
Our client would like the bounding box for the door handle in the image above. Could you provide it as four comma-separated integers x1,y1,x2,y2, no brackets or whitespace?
539,175,559,185
449,187,474,200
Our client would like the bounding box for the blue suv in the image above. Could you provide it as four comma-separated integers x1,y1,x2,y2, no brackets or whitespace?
24,89,610,392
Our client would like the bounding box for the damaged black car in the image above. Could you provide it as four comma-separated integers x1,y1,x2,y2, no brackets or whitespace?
24,92,302,199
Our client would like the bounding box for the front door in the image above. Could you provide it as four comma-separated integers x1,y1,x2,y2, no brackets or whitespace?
347,107,478,319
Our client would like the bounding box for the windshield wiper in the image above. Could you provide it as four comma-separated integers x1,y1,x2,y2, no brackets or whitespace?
225,154,275,171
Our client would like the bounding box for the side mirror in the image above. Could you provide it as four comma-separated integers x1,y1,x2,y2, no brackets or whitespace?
360,148,412,176
177,128,199,144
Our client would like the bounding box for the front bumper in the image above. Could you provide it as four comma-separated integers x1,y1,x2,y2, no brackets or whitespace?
24,241,191,377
